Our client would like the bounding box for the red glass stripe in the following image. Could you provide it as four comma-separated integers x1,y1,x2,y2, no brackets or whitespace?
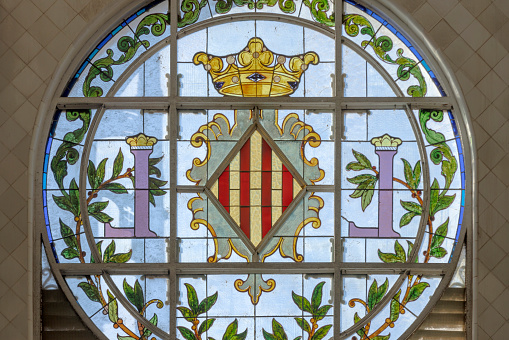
282,165,293,211
218,166,229,213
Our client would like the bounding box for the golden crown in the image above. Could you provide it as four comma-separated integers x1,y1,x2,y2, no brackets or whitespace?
193,38,319,97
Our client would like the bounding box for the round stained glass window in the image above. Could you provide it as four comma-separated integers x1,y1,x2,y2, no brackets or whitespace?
39,0,470,339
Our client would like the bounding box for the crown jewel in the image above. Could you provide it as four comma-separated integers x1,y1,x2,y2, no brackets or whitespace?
193,37,319,97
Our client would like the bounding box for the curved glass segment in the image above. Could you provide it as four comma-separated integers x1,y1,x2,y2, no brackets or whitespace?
41,1,469,339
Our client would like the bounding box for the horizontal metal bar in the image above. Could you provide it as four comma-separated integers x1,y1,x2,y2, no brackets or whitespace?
57,262,451,276
55,96,454,110
176,185,205,193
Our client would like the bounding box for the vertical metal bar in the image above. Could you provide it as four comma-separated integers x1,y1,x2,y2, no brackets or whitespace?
169,0,179,339
334,1,343,338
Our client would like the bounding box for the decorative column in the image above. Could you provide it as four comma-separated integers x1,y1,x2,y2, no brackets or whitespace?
348,134,402,238
104,133,158,238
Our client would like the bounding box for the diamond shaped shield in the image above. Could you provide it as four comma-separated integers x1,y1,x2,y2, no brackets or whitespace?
210,130,301,246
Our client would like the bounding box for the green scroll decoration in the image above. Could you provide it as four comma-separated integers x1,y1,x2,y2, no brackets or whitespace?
346,109,459,339
83,13,169,97
342,13,427,97
178,0,334,28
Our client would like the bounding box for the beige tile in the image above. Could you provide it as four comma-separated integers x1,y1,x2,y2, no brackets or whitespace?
479,204,506,237
415,3,441,32
10,207,27,236
0,152,25,184
78,0,111,22
466,87,489,119
493,291,509,323
46,0,76,30
0,287,24,320
429,20,458,50
494,54,509,86
477,159,490,182
477,326,490,340
492,256,509,286
478,37,507,69
10,240,27,270
391,0,426,14
11,31,43,64
444,36,474,68
0,15,25,48
493,121,509,152
461,0,491,17
461,53,490,84
28,14,59,46
0,222,25,254
0,49,25,83
28,49,57,82
492,188,509,220
0,0,20,12
62,13,86,40
493,324,509,340
493,86,509,115
10,304,28,336
12,101,37,133
12,66,42,98
46,30,72,60
479,272,505,302
479,171,506,203
494,0,509,18
494,21,509,51
32,0,57,13
479,137,506,169
0,187,25,220
472,121,490,147
28,82,47,109
445,3,475,34
479,305,505,336
461,20,491,51
454,68,475,93
64,0,89,14
10,0,42,30
478,4,509,35
12,171,27,198
477,105,507,136
427,0,458,16
0,312,7,332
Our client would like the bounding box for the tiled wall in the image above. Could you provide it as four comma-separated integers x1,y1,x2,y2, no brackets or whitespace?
0,0,507,338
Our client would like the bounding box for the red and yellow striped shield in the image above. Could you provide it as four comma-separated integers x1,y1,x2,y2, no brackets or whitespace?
211,130,301,246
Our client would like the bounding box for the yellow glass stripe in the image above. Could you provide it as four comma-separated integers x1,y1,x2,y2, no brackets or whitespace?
250,206,262,246
230,206,240,226
251,131,262,171
211,181,218,198
230,189,240,206
272,206,282,226
230,170,240,189
272,189,282,207
251,171,261,189
230,152,240,171
272,170,282,190
250,189,261,206
272,150,282,171
293,179,301,198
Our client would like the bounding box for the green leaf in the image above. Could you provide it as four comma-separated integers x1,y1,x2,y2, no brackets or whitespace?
372,336,390,340
346,162,366,171
292,291,312,313
231,329,248,340
123,279,138,311
430,179,439,216
294,318,311,333
103,241,115,262
133,279,144,312
61,247,80,259
400,201,422,214
107,290,118,323
407,240,418,263
272,318,288,340
223,319,239,340
95,158,108,188
361,186,375,211
69,179,80,213
91,212,113,223
407,282,430,302
185,283,200,314
310,325,332,340
311,281,325,313
78,282,101,302
178,326,198,340
112,148,124,179
378,240,406,263
433,194,456,215
142,313,158,337
53,195,74,214
117,336,136,340
400,211,417,228
197,291,218,315
177,306,195,322
198,318,215,335
88,201,109,214
347,174,377,184
314,305,332,321
59,219,78,249
352,150,372,169
390,290,401,322
431,218,449,249
354,312,366,337
149,165,161,177
368,279,378,311
413,161,421,188
262,330,277,340
103,182,128,194
430,247,447,258
149,156,164,166
293,337,302,340
108,250,132,263
91,241,102,263
402,158,415,188
87,160,97,189
150,177,167,188
376,279,389,307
